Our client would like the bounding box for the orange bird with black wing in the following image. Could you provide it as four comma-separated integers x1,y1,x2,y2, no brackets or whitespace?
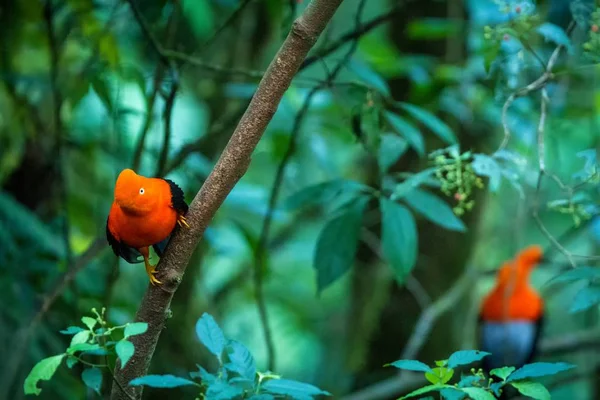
106,169,189,285
479,245,544,372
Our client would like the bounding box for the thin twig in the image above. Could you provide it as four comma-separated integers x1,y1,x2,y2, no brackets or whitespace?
155,82,178,177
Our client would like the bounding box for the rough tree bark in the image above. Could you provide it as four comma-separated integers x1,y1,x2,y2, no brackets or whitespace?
110,1,345,399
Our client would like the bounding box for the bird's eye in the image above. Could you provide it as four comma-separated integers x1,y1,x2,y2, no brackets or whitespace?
139,188,145,195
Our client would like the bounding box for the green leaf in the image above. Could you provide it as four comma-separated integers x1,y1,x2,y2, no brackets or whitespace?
66,356,78,369
403,189,466,232
124,322,148,338
23,354,65,395
91,74,112,113
441,387,466,400
536,23,571,51
189,364,216,383
407,18,460,40
378,133,408,172
472,154,502,192
384,112,424,156
507,362,575,382
67,343,101,355
400,384,451,399
129,374,198,388
392,168,438,199
546,266,600,286
482,41,501,74
224,340,256,381
248,395,275,400
570,285,600,313
490,366,515,381
380,198,418,281
196,313,227,360
206,381,244,399
347,59,390,95
398,102,457,144
461,387,496,400
81,316,96,331
425,367,453,385
116,340,135,368
262,379,331,399
314,195,369,293
81,368,103,395
510,381,551,400
60,326,84,335
387,359,432,372
283,180,370,210
447,350,490,368
69,330,90,347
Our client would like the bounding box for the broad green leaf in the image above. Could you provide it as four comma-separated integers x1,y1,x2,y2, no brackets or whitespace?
91,75,112,112
124,322,148,338
403,189,466,232
248,395,275,400
570,285,600,313
314,196,369,293
189,364,216,383
228,377,254,390
546,267,600,286
441,387,466,400
392,168,438,199
283,180,370,210
81,317,96,330
461,387,496,400
384,112,424,156
400,384,452,399
425,367,453,385
398,102,457,144
380,198,418,280
23,354,65,395
262,379,331,398
60,326,84,335
378,133,408,172
129,374,198,388
490,366,515,381
482,41,501,74
98,34,119,67
81,368,102,395
510,381,551,400
224,340,256,381
447,350,490,368
69,330,90,347
206,381,245,399
507,362,575,382
458,375,483,388
536,23,571,51
387,359,432,372
67,343,101,355
116,340,135,368
347,59,390,95
65,356,78,369
196,313,227,360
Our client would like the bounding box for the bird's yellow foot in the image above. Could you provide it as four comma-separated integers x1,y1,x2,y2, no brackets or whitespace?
177,214,190,228
144,261,162,285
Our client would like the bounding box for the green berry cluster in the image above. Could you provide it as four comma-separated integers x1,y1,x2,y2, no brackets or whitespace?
430,147,484,215
547,201,594,228
482,2,541,43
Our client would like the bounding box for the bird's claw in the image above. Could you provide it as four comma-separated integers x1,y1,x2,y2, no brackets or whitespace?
145,262,162,285
177,214,190,228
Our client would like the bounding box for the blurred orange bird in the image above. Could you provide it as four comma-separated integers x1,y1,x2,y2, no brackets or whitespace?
106,169,189,285
479,245,544,372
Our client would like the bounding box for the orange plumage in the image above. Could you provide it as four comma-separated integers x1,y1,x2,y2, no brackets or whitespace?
480,245,544,321
106,169,189,285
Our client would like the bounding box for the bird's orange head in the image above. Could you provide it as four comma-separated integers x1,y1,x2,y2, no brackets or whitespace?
515,244,544,272
114,169,161,215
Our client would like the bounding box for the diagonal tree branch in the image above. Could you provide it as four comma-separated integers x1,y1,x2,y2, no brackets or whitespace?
109,1,346,398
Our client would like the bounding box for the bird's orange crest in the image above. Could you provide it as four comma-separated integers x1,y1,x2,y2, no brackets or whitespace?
114,169,162,215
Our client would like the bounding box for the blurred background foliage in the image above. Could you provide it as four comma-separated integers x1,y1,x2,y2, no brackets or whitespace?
2,0,600,399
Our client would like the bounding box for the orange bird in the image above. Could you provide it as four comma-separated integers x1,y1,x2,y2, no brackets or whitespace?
106,169,189,285
479,245,544,372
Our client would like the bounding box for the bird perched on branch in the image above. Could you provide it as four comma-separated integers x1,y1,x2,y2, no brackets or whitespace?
106,169,189,285
479,245,544,373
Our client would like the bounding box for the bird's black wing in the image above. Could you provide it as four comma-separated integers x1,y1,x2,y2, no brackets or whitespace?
152,235,171,257
106,219,143,264
163,178,189,214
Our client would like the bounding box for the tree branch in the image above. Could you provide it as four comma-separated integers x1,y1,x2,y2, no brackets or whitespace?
109,1,345,398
